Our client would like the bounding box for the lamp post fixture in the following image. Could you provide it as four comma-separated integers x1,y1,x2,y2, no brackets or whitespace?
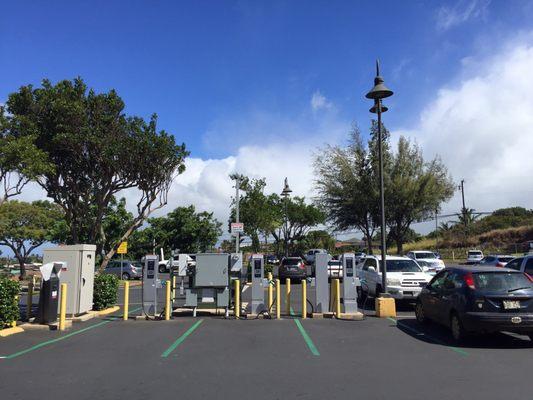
366,60,393,295
281,177,292,257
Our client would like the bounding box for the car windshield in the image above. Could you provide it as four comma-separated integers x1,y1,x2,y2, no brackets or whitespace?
282,258,301,266
379,259,421,272
473,272,533,292
415,252,436,259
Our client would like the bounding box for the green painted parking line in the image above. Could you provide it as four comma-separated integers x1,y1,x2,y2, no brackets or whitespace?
161,319,204,358
290,307,320,356
387,317,469,356
1,306,142,360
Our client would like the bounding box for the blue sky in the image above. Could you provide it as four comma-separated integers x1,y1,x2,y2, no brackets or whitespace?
2,0,533,244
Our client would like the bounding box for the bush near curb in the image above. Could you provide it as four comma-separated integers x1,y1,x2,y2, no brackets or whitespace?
93,274,119,311
0,277,20,329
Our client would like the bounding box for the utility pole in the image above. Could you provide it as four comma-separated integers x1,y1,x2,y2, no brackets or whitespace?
235,175,240,253
459,179,466,227
435,209,439,251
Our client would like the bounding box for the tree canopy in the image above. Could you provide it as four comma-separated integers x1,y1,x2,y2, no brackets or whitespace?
0,200,64,278
2,78,189,269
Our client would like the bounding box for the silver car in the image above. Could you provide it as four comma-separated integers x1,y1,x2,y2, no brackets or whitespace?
103,260,142,280
477,255,515,267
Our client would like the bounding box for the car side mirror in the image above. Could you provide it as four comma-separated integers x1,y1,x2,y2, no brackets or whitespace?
368,266,376,273
422,266,429,272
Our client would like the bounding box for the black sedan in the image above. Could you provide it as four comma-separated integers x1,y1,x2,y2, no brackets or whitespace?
415,266,533,342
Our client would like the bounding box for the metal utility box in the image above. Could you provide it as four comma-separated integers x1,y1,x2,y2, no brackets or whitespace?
43,244,96,316
193,253,229,287
314,253,330,313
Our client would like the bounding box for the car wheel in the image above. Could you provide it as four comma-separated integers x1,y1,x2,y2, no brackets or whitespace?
375,285,382,298
415,301,428,324
356,286,366,304
527,334,533,342
450,313,466,342
158,265,167,273
122,272,130,280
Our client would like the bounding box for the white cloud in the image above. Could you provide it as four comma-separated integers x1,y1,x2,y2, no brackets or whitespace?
436,0,490,31
396,34,533,218
310,90,333,111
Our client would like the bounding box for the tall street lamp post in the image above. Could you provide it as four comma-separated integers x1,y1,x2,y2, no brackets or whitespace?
366,60,393,295
281,178,292,257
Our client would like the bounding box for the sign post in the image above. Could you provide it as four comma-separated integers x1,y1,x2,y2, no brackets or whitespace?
117,242,128,280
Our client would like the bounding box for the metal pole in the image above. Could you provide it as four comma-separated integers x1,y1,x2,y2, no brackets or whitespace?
123,281,129,321
435,209,439,251
235,176,240,253
234,279,240,318
377,100,387,294
284,198,289,257
120,253,123,280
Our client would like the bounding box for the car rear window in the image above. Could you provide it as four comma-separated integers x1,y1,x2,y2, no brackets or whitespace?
328,261,341,266
379,259,421,272
415,252,436,259
498,257,515,263
473,272,533,291
282,258,301,266
468,251,482,256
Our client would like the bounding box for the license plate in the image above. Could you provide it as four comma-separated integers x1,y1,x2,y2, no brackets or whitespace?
503,300,520,309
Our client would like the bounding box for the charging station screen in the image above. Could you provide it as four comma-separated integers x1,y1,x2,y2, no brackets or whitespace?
254,259,262,278
346,259,354,277
147,260,155,278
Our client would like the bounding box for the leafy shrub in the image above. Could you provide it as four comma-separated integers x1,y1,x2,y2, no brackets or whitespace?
0,277,20,329
93,274,119,311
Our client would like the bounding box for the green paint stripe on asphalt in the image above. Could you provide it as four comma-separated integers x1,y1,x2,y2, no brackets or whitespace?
387,317,469,356
161,319,204,358
290,307,320,356
3,306,142,359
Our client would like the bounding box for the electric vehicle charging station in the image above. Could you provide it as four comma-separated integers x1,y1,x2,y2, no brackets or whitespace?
142,254,161,317
341,253,359,314
250,254,266,315
313,252,330,314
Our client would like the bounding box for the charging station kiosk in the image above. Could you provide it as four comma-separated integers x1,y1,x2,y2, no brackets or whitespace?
341,253,358,314
36,262,64,324
142,254,160,316
250,254,266,315
314,253,330,313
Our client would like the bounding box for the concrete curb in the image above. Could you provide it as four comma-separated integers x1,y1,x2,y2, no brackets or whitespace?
0,326,24,337
96,306,120,316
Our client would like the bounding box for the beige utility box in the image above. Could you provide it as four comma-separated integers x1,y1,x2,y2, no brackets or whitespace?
43,244,96,316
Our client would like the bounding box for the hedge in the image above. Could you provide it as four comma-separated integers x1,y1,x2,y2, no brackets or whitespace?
93,274,119,311
0,277,20,329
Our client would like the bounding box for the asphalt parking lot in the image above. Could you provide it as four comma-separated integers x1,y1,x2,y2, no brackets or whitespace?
3,282,533,400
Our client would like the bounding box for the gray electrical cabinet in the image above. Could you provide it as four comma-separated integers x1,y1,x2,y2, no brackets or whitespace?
43,244,96,316
341,253,358,314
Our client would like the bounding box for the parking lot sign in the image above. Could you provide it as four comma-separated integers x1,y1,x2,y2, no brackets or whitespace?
117,241,128,254
231,222,244,236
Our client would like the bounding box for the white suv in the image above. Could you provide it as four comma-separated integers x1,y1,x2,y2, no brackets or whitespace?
406,251,445,273
357,255,432,300
466,250,484,264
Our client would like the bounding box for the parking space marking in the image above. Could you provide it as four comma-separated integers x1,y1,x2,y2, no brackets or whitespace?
290,307,320,356
1,306,142,360
387,317,469,356
161,319,204,358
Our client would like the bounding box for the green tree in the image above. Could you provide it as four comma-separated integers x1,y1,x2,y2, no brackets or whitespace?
301,230,336,253
314,124,379,253
386,137,455,253
142,206,222,254
3,78,189,270
0,200,64,278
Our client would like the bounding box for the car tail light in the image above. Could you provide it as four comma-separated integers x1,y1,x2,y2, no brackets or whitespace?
464,272,475,289
496,262,505,267
299,262,306,270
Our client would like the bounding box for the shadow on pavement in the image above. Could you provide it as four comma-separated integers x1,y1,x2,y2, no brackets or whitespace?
394,318,533,349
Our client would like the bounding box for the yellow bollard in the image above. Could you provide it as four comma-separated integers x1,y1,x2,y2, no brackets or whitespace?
334,279,341,319
123,280,130,321
234,279,240,319
267,272,273,312
275,279,281,319
59,283,67,331
165,280,171,320
301,279,307,319
285,278,291,316
26,281,34,321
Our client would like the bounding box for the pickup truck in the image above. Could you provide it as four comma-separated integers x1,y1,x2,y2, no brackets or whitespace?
357,255,432,300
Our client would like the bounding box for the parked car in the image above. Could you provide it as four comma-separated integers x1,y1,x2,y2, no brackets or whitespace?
501,255,533,274
477,255,515,268
328,259,343,280
103,260,142,280
415,266,533,342
278,257,307,282
466,249,484,264
358,255,432,301
265,254,280,265
304,249,328,265
406,251,445,273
